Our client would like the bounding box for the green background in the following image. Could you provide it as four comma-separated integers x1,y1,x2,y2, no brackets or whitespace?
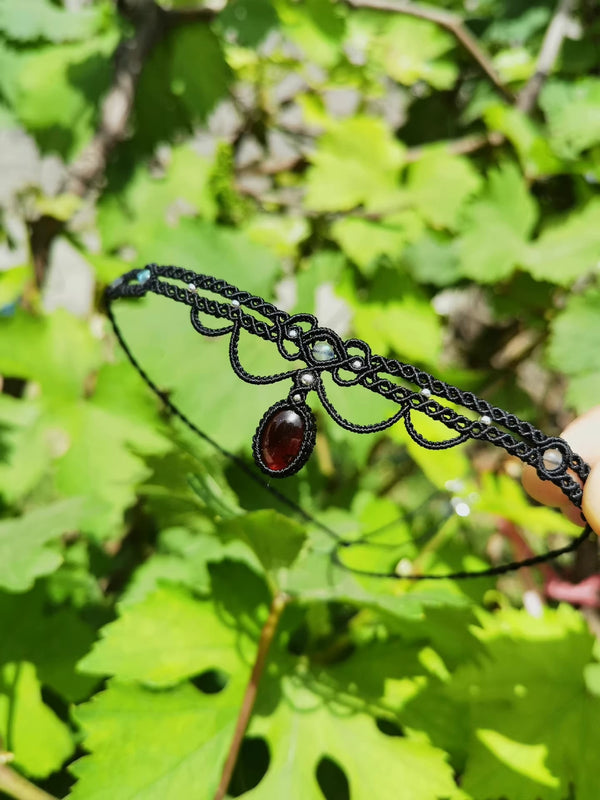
0,0,600,798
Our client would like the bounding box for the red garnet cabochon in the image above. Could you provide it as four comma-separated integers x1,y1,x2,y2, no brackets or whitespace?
260,408,306,472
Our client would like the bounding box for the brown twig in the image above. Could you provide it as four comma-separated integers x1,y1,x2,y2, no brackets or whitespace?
517,0,578,113
0,762,57,800
65,0,165,197
343,0,513,102
214,592,288,800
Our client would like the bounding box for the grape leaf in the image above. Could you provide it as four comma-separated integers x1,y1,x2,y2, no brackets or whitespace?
540,78,600,158
133,24,231,152
98,145,217,254
70,679,245,800
0,0,108,43
458,162,537,283
452,606,600,800
246,669,459,799
0,309,100,401
357,13,458,89
403,234,462,287
0,661,74,778
78,585,258,687
0,585,97,702
0,499,86,592
330,215,416,275
53,362,172,538
275,0,346,68
548,289,600,376
2,34,117,157
352,294,443,366
218,510,306,579
305,117,405,213
0,394,50,504
407,149,482,230
522,200,600,286
484,103,561,177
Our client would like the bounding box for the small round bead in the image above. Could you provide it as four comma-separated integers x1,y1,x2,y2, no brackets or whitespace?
136,268,151,283
420,388,431,398
351,358,363,370
395,559,413,577
299,372,315,387
312,340,335,362
542,448,563,470
231,299,240,307
288,327,299,339
188,282,196,291
291,393,302,403
480,414,492,426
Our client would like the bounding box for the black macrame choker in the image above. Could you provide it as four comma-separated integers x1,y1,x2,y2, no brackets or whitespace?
105,264,594,582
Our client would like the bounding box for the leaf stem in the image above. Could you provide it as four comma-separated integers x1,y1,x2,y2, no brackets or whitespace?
0,763,57,800
214,591,288,800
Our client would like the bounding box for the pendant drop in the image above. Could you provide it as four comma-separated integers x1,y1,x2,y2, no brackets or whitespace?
252,399,316,477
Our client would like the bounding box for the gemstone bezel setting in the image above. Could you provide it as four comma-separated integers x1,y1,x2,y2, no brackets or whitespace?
252,399,317,478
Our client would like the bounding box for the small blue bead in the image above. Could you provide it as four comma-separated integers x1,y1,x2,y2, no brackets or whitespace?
136,269,151,283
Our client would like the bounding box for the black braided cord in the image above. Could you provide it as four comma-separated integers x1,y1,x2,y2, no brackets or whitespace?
104,264,594,581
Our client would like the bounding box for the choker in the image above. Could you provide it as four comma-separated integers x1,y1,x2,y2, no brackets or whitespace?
105,263,593,581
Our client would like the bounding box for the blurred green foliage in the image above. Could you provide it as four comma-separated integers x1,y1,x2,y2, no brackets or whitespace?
0,0,600,798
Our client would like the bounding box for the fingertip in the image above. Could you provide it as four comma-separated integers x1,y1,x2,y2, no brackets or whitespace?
522,463,566,507
582,461,600,537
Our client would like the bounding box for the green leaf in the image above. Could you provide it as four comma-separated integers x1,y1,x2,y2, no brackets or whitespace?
0,662,74,778
0,499,86,592
218,510,306,579
98,145,217,254
0,394,50,504
452,605,600,800
1,34,117,157
458,162,537,283
330,215,417,275
52,361,172,538
119,528,227,608
522,200,600,286
247,671,458,799
78,585,256,688
0,0,109,43
305,117,405,213
484,103,561,178
218,0,279,48
274,0,346,68
0,310,100,402
547,289,600,413
244,214,310,259
352,293,443,366
364,14,458,90
133,24,231,152
136,219,280,298
540,78,600,158
0,586,97,701
70,679,245,800
407,149,482,230
548,290,600,376
476,473,579,537
403,234,462,287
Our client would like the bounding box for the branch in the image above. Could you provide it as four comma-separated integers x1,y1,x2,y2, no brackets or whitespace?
64,0,164,197
404,131,504,163
343,0,513,103
214,591,288,800
517,0,578,113
0,761,57,800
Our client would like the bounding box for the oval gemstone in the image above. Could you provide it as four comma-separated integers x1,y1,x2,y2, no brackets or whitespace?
261,409,305,472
